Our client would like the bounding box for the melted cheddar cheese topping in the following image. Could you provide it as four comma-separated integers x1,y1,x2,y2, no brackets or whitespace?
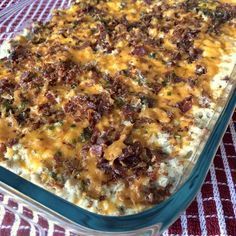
0,0,235,215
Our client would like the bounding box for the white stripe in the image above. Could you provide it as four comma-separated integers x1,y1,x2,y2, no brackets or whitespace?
0,0,14,9
0,0,17,9
67,0,72,7
45,0,60,21
65,229,71,236
17,204,37,236
60,0,69,9
0,0,33,27
196,192,207,236
219,143,236,218
2,195,9,205
180,212,188,236
4,32,14,41
14,0,37,32
6,7,25,32
162,230,169,236
32,211,39,225
209,164,227,235
32,213,47,236
10,211,21,236
229,120,236,152
47,220,54,236
29,0,45,22
38,0,54,22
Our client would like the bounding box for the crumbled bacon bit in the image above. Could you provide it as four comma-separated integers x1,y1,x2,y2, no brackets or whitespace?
38,103,54,116
115,141,142,168
0,79,15,94
20,71,43,89
144,0,152,5
90,144,103,157
43,60,80,86
132,46,147,56
122,105,140,123
9,45,30,63
6,138,18,147
177,96,193,113
188,47,203,62
97,159,113,176
134,118,155,127
99,195,106,201
0,143,6,154
149,82,163,94
141,184,170,204
45,92,56,104
165,71,183,84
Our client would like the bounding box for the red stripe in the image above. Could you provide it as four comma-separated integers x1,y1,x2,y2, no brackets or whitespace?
7,198,18,210
37,215,49,232
221,200,235,218
53,224,66,236
22,207,34,219
168,218,182,235
0,0,18,11
225,218,236,236
0,208,15,236
186,201,201,235
204,172,211,182
205,216,221,236
223,131,234,143
223,143,236,155
201,183,221,234
16,218,31,236
201,183,214,198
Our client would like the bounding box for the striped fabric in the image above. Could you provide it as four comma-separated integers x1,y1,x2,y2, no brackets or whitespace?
0,1,235,235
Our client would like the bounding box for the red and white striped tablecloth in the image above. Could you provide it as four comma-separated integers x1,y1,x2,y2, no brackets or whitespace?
0,1,235,235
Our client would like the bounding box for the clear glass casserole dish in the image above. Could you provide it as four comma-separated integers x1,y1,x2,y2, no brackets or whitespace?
0,0,235,235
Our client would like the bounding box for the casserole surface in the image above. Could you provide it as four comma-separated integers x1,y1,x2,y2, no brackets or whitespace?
0,0,235,216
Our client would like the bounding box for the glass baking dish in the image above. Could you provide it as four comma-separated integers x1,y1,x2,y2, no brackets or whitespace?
0,0,235,235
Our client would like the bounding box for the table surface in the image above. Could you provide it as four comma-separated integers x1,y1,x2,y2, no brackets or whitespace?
0,0,235,235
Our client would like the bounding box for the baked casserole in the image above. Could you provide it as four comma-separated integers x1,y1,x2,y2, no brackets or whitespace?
0,0,235,215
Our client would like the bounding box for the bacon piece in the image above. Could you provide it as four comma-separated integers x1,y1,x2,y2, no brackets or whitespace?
165,71,183,84
144,0,152,5
9,45,30,63
43,60,80,86
0,143,6,154
64,100,78,113
90,144,103,157
132,46,147,56
6,138,18,147
141,184,170,204
45,91,56,104
188,47,203,62
113,141,142,171
20,71,43,89
122,104,140,123
177,96,193,113
0,79,15,94
148,82,163,94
